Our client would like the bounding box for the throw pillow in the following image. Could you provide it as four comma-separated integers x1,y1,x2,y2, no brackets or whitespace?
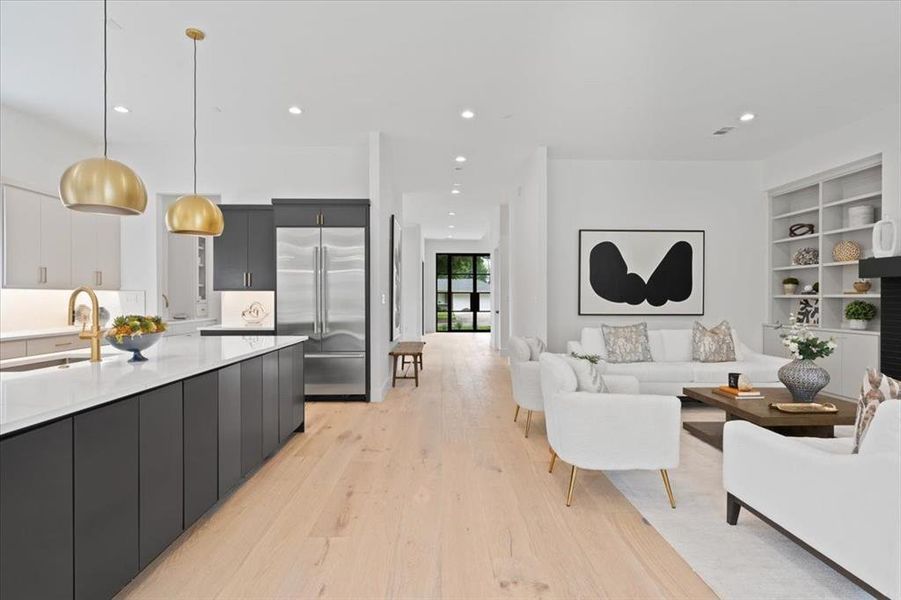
524,336,546,361
564,354,608,393
581,327,607,360
601,323,652,363
508,336,531,362
854,369,901,453
693,321,736,363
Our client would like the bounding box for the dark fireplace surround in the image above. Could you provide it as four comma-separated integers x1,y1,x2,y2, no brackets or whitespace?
859,256,901,380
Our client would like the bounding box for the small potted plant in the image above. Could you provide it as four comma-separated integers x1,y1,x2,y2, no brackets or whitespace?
782,277,799,295
844,300,877,330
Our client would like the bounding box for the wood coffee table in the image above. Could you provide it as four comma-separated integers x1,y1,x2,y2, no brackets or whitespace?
682,387,857,450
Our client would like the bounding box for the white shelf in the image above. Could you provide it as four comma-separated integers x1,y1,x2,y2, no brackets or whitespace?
822,294,880,299
822,223,875,236
772,264,819,271
822,260,858,267
772,294,818,299
773,232,819,244
822,191,881,209
772,206,819,220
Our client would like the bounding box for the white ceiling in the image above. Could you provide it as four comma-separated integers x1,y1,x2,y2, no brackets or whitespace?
2,1,899,239
403,191,498,240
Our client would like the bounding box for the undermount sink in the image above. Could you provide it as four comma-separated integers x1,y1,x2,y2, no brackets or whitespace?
0,356,91,373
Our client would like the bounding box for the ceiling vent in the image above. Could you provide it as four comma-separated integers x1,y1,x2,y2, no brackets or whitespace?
713,126,736,136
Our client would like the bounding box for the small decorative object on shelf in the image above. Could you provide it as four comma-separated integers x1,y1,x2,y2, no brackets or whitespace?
800,281,818,295
792,247,818,266
777,317,836,402
106,315,167,362
782,277,799,295
796,298,819,325
844,300,877,330
240,301,270,325
832,240,862,262
789,223,814,237
847,205,875,228
872,218,899,258
852,279,872,293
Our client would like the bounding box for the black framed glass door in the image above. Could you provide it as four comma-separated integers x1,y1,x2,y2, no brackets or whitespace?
436,254,491,332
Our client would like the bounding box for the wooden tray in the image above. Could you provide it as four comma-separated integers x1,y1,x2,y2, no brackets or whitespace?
769,402,839,414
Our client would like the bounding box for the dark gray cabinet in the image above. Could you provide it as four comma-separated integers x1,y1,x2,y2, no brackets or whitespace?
262,351,279,457
272,200,368,228
74,397,139,600
320,204,368,227
241,357,263,475
139,383,184,569
278,344,305,442
213,206,274,291
184,371,219,527
218,363,242,496
0,418,73,600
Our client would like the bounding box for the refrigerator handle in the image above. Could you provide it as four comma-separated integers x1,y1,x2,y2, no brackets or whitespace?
313,246,320,334
322,245,328,333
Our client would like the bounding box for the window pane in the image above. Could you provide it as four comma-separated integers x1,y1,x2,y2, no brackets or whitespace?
478,293,491,312
437,293,448,311
437,278,448,292
476,313,491,331
476,256,491,274
451,312,473,330
437,255,449,276
436,319,449,332
476,274,490,292
451,255,473,274
452,274,473,292
451,293,470,311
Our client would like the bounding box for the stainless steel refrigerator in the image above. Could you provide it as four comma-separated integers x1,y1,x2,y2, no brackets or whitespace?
276,225,367,399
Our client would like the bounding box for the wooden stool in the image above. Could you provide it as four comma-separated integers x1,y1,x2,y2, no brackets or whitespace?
389,341,425,387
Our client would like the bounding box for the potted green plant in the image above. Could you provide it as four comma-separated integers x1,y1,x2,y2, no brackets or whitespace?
844,300,877,330
782,277,799,295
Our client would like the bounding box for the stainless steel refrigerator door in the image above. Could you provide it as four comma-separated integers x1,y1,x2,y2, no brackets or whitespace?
304,353,367,396
276,227,321,348
320,227,366,352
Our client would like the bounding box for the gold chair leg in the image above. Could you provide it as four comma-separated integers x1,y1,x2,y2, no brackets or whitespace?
513,405,520,422
566,466,578,506
524,410,533,438
660,469,676,509
548,449,557,473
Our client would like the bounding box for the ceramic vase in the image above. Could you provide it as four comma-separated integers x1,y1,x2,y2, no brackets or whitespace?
778,359,830,402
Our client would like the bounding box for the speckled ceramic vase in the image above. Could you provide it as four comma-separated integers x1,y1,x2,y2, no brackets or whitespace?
778,359,830,402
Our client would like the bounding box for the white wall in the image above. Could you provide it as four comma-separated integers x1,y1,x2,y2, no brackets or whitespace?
762,104,901,223
508,147,548,341
547,159,766,352
401,224,423,340
422,237,494,333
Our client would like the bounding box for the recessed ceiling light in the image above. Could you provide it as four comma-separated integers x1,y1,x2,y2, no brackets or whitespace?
447,234,453,238
453,183,461,187
451,189,461,195
739,112,755,122
448,211,456,216
448,225,455,229
288,106,303,115
455,155,467,163
112,105,130,113
460,109,475,119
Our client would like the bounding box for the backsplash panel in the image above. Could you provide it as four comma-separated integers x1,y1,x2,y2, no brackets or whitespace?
220,291,275,328
0,289,145,332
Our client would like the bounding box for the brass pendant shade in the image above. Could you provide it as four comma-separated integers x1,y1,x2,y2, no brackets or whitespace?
59,0,146,216
165,27,224,237
60,157,147,215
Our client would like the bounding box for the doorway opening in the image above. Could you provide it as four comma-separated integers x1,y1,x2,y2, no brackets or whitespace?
436,254,491,332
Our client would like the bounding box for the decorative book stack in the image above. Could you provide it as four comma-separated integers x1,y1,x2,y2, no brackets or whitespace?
713,385,765,400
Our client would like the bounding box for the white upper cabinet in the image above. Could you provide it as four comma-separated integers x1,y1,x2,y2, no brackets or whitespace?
1,184,120,290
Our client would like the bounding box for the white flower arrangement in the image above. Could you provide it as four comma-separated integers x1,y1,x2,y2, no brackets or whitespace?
778,315,836,361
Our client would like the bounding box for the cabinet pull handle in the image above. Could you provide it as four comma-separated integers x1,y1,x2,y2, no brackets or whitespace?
248,271,252,288
54,341,73,347
99,270,103,286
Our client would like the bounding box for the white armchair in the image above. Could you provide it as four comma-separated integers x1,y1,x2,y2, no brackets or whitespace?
723,400,901,599
508,336,544,437
539,353,682,507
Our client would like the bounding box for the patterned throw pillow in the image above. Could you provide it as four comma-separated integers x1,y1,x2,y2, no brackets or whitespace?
523,336,546,361
601,323,652,363
563,354,608,392
692,321,736,363
853,369,901,453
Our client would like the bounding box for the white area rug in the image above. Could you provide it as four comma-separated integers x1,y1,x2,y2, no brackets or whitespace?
606,406,871,600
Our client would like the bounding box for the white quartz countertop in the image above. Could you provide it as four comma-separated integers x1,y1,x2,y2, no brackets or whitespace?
0,333,307,437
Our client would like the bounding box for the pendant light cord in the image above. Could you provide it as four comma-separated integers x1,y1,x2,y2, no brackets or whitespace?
103,0,108,158
193,37,197,195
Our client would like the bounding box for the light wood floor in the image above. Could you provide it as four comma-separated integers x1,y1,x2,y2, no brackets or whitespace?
119,333,715,599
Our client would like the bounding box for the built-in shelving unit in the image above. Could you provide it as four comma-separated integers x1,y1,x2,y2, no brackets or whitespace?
768,155,883,332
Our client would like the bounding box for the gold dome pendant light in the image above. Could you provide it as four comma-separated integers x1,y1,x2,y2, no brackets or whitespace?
165,28,224,236
59,0,147,215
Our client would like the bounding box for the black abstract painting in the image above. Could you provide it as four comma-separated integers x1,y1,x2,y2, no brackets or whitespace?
579,230,704,315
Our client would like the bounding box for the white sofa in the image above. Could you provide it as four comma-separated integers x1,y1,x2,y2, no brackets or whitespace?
508,336,545,437
567,325,789,395
539,353,681,507
723,400,901,599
